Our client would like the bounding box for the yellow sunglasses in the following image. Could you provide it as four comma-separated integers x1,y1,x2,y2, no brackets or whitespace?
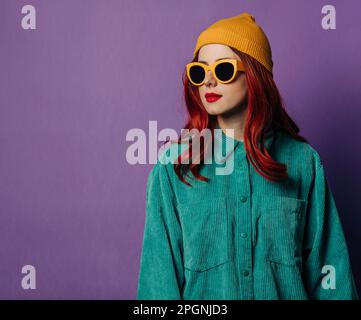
186,58,245,86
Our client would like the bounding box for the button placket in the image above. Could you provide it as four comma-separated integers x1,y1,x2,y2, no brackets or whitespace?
234,148,254,299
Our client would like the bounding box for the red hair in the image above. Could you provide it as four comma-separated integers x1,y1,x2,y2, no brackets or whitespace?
171,48,308,187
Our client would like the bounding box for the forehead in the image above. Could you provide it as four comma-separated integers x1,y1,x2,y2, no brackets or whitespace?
198,44,237,62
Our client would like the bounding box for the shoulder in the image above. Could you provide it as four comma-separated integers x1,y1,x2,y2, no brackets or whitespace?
145,140,189,206
274,130,324,173
147,140,189,183
158,140,189,165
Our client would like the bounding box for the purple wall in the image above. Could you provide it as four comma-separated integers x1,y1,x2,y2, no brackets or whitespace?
0,0,360,299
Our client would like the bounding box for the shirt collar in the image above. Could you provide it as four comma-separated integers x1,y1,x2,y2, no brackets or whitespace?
213,122,277,164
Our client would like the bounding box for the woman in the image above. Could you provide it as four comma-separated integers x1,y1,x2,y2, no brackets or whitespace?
137,12,359,300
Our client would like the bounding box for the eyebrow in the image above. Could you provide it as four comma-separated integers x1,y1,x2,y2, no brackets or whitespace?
198,57,233,65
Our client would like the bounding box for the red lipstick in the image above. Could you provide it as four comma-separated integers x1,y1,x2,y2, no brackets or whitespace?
205,92,222,102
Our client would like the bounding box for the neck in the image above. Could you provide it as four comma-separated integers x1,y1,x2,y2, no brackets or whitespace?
216,104,247,142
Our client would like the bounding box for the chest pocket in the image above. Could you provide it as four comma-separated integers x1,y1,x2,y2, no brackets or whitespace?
256,195,308,267
177,198,231,272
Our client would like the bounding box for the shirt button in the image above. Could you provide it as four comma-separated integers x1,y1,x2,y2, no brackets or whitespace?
241,232,248,238
240,196,247,203
243,270,250,277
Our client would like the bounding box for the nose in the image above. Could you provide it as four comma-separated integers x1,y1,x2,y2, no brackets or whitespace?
204,70,216,86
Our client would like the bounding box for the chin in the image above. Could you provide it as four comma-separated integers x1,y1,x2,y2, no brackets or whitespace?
211,102,247,117
205,109,222,116
206,107,233,116
204,103,226,115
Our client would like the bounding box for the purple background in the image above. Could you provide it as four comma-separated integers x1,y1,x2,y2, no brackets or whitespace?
0,0,360,299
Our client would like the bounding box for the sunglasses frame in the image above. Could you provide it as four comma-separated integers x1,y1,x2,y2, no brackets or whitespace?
186,58,245,86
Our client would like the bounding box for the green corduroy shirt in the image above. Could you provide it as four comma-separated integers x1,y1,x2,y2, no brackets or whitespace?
137,126,359,300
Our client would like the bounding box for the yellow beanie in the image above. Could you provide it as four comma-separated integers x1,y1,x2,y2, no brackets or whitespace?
193,12,273,74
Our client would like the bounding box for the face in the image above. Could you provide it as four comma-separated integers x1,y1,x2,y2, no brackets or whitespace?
197,44,248,116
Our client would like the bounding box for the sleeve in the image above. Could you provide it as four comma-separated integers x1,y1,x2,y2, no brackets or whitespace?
137,161,184,299
301,150,359,300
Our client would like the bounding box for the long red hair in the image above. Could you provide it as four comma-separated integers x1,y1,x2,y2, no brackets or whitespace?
171,48,308,187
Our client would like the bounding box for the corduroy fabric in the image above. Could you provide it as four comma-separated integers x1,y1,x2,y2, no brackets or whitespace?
193,12,273,74
137,128,359,300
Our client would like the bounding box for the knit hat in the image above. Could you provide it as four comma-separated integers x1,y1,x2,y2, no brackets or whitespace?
193,12,273,74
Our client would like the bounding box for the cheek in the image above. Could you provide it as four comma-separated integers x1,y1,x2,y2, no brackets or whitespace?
223,81,247,104
198,86,209,97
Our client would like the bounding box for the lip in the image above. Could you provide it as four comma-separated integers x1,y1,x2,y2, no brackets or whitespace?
205,92,223,102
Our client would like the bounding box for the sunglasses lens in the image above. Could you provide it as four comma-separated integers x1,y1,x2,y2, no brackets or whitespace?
189,65,205,85
215,62,235,82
